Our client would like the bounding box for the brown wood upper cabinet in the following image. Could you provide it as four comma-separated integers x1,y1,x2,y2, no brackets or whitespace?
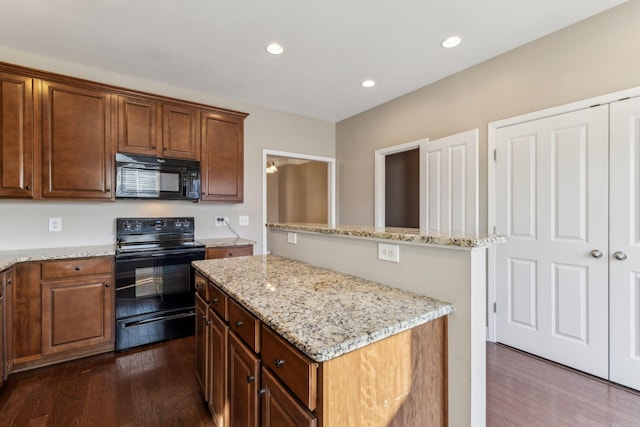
0,71,35,198
117,96,200,161
41,80,113,199
201,111,246,202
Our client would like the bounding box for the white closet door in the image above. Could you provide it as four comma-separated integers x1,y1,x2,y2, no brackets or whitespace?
495,106,609,378
419,129,478,234
610,96,640,390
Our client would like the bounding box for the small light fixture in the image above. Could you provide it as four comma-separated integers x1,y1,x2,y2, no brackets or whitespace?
266,43,284,55
441,35,462,49
266,161,278,174
361,80,376,88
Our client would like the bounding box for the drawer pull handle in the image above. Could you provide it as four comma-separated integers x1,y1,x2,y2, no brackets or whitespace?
211,297,219,303
201,315,207,320
206,320,212,326
247,375,255,383
75,266,81,271
274,359,285,368
235,320,244,327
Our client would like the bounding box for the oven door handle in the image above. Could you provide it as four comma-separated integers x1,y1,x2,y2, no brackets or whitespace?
116,249,205,261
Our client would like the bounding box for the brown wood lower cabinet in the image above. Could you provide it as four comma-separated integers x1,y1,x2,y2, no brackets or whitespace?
196,274,447,427
195,293,208,399
229,332,260,427
0,268,13,385
10,257,115,373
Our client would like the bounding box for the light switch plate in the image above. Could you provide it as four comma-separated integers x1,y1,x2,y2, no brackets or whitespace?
49,217,62,232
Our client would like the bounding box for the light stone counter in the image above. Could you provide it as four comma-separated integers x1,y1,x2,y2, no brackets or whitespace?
197,237,255,248
192,254,453,362
0,245,116,271
267,222,506,248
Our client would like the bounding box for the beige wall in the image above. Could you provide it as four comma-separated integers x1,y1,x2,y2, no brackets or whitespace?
0,47,335,251
267,162,328,223
336,1,640,230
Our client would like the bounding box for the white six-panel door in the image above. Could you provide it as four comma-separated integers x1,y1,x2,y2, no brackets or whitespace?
609,97,640,390
495,106,610,378
420,129,479,234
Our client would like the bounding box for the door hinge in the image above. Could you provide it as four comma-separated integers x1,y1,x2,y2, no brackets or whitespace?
493,302,497,313
493,149,497,161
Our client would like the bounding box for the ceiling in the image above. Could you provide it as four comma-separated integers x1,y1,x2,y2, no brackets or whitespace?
0,0,626,122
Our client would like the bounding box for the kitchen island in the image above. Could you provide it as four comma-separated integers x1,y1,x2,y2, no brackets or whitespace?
192,254,453,427
267,223,505,427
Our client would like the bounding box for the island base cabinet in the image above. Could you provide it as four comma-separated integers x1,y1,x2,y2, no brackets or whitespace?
229,332,260,427
195,293,208,400
317,316,448,427
208,306,229,427
261,367,317,427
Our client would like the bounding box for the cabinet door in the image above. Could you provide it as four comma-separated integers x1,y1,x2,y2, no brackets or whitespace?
41,274,114,355
41,80,113,199
201,112,245,202
13,262,41,365
162,104,199,160
0,72,34,198
117,95,159,156
0,271,5,384
229,332,260,427
208,308,229,427
195,293,209,399
261,367,317,427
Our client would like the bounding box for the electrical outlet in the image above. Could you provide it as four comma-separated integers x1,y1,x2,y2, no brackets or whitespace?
49,217,62,232
239,216,249,226
378,243,399,263
287,232,297,244
215,216,229,227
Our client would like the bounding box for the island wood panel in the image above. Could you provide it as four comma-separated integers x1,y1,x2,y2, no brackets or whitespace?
0,72,35,198
317,316,447,427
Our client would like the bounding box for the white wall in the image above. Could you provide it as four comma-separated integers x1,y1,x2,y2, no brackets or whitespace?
0,46,335,251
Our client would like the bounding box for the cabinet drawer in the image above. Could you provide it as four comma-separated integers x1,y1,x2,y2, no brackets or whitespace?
42,257,112,280
206,245,253,259
208,282,228,321
229,299,260,353
261,325,318,411
194,272,208,300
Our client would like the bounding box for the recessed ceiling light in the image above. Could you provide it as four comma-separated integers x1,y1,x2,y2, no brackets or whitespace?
361,80,376,88
266,43,284,55
441,36,462,49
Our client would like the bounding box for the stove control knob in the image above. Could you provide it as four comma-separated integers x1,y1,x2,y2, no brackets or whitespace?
183,219,191,227
122,221,132,230
174,220,182,228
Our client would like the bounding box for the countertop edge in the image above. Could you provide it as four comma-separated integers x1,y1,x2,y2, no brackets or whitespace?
0,245,117,271
266,223,506,248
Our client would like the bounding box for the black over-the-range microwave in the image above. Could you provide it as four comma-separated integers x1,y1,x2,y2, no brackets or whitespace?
115,153,201,201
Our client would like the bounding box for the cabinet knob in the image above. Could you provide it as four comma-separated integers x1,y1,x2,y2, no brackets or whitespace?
106,189,111,193
247,375,255,383
235,320,244,327
206,320,212,326
274,358,285,368
211,297,219,303
614,251,628,261
590,249,603,258
105,283,110,288
258,388,267,395
6,279,12,285
25,185,31,190
75,266,81,271
201,315,207,320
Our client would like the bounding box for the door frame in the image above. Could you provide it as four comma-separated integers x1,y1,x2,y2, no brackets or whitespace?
486,86,640,342
262,149,336,255
374,139,428,229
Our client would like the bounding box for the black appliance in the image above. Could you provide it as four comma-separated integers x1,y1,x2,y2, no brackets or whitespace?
115,152,201,201
115,216,205,351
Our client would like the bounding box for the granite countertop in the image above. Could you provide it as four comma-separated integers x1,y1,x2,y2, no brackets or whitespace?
267,222,506,248
197,237,255,248
192,255,453,363
0,245,117,271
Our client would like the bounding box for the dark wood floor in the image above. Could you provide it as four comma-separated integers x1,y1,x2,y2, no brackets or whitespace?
487,342,640,426
0,336,212,427
2,338,640,426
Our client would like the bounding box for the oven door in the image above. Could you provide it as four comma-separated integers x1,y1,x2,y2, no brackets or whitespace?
114,249,204,350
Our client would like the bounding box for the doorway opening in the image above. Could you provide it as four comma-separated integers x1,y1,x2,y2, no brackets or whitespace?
262,149,336,254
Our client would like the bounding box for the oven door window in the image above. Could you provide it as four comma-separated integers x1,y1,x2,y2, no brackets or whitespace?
133,265,189,297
